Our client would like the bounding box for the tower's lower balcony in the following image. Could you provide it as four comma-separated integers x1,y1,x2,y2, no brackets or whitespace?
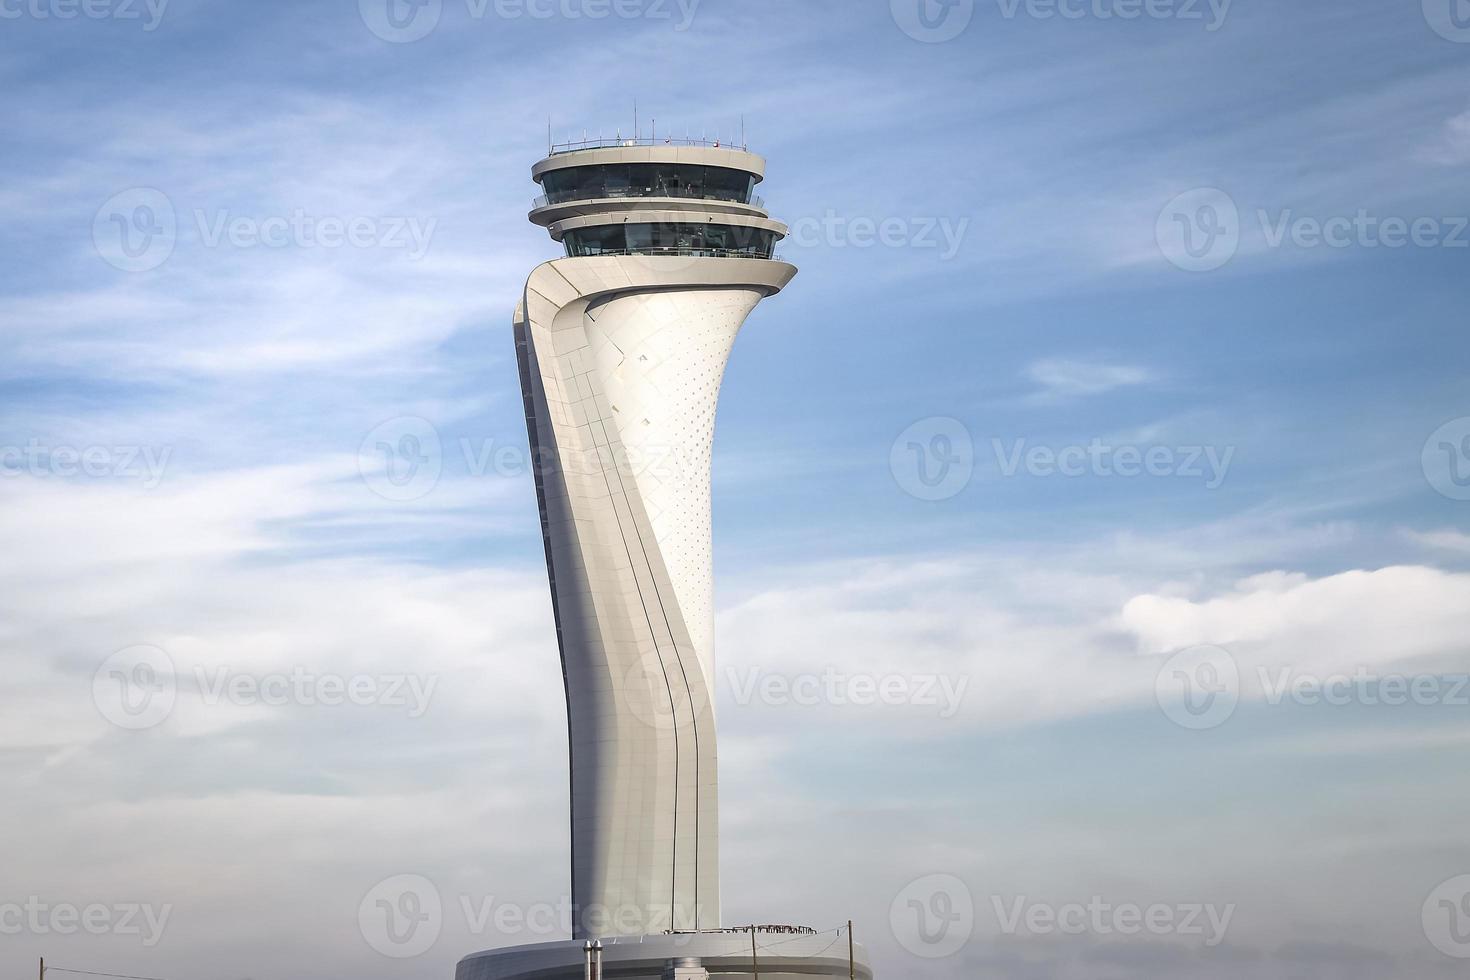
562,222,779,260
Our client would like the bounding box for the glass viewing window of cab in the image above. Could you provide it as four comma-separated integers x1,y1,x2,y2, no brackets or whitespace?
538,164,760,208
563,222,777,259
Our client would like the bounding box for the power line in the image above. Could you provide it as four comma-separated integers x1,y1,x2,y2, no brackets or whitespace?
46,968,172,980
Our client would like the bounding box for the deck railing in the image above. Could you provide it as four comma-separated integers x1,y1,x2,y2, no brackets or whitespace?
533,188,765,210
550,135,749,154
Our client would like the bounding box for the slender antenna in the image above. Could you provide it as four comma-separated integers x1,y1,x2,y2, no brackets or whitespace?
547,115,552,154
741,114,746,149
634,99,638,141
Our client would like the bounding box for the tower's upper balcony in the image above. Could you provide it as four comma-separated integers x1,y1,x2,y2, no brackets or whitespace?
528,139,769,227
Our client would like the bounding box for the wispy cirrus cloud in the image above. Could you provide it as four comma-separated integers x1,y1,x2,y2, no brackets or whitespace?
1023,357,1157,402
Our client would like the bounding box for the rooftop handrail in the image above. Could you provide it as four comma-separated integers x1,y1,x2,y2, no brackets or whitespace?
549,135,750,155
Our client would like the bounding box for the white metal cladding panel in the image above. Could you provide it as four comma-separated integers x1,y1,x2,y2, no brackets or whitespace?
583,287,762,686
515,258,791,940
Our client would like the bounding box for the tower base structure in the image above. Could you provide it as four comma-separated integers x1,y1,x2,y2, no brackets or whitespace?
456,929,874,980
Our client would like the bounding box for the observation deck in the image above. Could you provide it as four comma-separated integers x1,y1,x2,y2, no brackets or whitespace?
528,141,786,260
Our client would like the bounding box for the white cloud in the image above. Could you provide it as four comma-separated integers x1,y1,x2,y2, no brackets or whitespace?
1401,526,1470,554
1120,565,1470,672
1024,358,1156,401
719,557,1470,734
1418,107,1470,166
5,454,1469,979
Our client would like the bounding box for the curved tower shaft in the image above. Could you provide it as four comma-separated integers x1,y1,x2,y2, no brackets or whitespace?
515,143,794,939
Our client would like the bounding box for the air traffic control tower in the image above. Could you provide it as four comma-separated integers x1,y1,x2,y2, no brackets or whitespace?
455,135,873,980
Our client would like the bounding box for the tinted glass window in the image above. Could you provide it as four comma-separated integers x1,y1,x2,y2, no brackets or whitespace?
540,165,760,205
564,223,775,258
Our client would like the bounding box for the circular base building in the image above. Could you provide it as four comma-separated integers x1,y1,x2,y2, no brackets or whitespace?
457,929,873,980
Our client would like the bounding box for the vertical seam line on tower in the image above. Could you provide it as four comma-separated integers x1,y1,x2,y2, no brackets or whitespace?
586,410,685,929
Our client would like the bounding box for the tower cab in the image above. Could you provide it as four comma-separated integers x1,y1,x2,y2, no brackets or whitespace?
528,140,788,260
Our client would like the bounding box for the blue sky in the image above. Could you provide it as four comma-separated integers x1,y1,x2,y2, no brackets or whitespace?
3,1,1470,978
